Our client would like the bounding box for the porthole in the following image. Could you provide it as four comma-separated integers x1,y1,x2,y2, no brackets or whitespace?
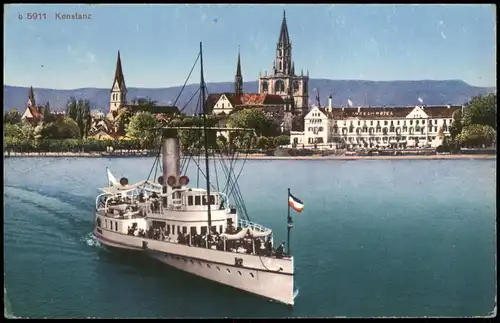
250,273,254,278
238,271,242,276
226,268,230,273
190,259,194,264
207,264,211,268
216,266,220,271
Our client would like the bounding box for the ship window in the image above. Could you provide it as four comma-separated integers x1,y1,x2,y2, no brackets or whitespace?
217,266,220,271
188,196,193,206
250,273,254,278
166,225,171,234
190,227,197,236
219,225,223,233
226,268,231,273
195,196,201,205
172,226,175,235
105,219,108,228
201,226,207,235
115,222,118,231
210,226,216,234
207,264,211,268
202,195,208,205
238,271,242,276
190,259,194,264
210,195,216,205
177,226,181,234
182,226,187,234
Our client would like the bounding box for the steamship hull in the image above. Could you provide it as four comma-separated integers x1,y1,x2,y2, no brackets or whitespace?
93,227,295,306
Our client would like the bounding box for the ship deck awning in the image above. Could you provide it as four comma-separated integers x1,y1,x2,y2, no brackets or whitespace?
100,180,162,195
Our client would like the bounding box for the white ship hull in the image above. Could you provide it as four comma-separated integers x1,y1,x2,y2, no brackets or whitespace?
94,227,295,306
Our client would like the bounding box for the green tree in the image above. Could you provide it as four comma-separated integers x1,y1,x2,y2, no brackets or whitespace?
255,136,269,150
42,101,54,123
126,111,160,149
66,97,92,139
273,134,290,147
462,93,497,130
449,109,463,140
4,123,24,139
3,109,22,125
457,124,496,147
116,108,134,135
40,117,80,139
227,108,278,137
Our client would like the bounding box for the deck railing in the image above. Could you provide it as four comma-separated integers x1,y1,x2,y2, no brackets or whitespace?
238,219,271,233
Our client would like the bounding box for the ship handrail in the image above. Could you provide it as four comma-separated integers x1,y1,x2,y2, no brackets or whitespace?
238,219,271,233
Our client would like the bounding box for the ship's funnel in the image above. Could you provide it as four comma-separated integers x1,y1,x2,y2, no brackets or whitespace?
162,129,181,195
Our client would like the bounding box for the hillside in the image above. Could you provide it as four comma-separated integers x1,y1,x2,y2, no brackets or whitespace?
3,79,495,115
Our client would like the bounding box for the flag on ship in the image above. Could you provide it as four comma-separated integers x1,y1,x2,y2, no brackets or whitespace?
288,192,304,213
347,99,353,107
106,167,119,187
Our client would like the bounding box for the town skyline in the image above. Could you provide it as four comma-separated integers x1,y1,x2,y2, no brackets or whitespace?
4,4,496,89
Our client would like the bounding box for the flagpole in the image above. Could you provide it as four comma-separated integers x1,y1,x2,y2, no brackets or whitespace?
287,188,293,256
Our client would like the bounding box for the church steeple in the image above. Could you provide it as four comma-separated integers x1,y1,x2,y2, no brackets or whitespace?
234,47,243,96
28,86,36,107
111,50,126,92
275,10,292,76
109,50,127,120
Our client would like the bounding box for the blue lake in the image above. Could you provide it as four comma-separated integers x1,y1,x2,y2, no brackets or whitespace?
3,157,497,318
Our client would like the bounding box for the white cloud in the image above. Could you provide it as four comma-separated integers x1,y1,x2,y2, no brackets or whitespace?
67,44,96,64
440,31,447,39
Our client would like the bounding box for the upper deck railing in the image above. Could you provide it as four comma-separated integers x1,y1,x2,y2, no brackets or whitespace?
238,219,271,233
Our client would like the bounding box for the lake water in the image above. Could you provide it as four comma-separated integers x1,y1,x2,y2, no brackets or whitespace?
3,157,497,318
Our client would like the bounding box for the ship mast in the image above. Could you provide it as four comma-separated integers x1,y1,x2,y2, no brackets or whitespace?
199,42,212,229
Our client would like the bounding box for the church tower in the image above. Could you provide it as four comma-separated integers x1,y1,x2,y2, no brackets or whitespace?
27,86,36,108
108,50,127,120
258,10,309,115
234,47,243,96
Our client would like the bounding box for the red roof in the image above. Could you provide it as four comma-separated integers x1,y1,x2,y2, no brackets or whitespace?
206,93,285,113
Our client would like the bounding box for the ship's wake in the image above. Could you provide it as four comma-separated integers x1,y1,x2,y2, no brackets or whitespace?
81,232,102,249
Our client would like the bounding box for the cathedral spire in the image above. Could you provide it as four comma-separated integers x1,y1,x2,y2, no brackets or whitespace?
112,50,126,92
234,46,243,95
28,85,35,107
278,10,290,46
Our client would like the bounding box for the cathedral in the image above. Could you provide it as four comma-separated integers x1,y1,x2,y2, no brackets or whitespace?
258,11,309,115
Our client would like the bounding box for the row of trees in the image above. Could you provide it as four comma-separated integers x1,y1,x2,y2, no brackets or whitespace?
449,93,497,148
4,98,290,153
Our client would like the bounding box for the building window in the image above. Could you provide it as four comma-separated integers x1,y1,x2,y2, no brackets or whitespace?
410,120,413,125
434,120,438,124
384,121,388,125
422,120,426,124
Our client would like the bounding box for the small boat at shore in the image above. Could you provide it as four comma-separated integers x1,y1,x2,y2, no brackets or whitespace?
92,42,301,306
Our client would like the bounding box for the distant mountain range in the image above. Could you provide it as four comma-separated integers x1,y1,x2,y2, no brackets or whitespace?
3,80,495,115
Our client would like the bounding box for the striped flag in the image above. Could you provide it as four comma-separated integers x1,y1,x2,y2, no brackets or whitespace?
288,192,304,213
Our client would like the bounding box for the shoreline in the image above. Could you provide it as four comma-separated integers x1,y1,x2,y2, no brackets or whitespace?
3,152,496,160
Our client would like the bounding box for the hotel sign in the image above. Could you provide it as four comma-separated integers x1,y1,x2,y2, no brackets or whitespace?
352,111,394,116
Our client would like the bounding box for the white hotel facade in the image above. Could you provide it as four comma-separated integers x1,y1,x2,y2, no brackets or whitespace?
290,96,461,150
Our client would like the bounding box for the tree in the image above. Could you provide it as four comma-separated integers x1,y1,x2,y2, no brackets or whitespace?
43,101,54,123
273,134,290,147
3,109,21,125
457,124,496,147
4,123,24,139
66,97,92,139
227,108,278,137
449,109,463,140
40,117,80,139
116,108,134,135
462,94,497,130
126,111,160,149
256,136,269,150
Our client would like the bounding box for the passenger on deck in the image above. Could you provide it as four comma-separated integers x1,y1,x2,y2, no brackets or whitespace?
276,241,285,259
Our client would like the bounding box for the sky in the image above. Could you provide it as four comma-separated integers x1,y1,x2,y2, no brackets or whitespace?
3,4,497,89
